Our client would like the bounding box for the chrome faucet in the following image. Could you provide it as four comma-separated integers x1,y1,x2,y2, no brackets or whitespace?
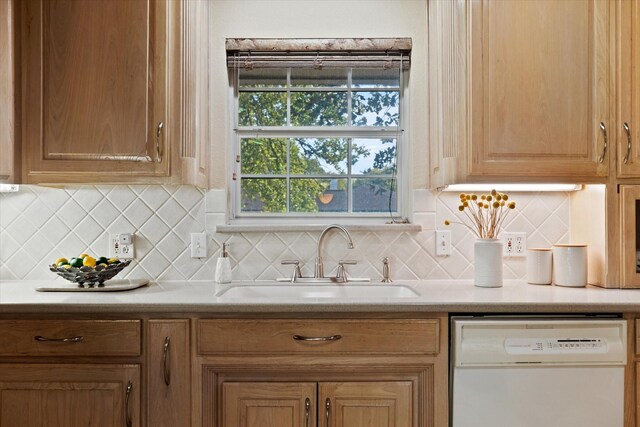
314,225,354,278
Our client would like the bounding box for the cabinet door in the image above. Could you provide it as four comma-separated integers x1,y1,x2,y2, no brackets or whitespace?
469,0,611,179
147,320,191,427
0,0,15,182
620,185,640,288
619,0,640,176
222,382,316,427
21,0,168,183
0,364,140,427
320,382,413,427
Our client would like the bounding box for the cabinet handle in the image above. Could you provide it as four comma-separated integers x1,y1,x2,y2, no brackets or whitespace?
125,381,133,427
162,336,171,387
305,397,310,427
34,335,83,343
293,334,342,342
624,122,632,164
325,398,331,427
156,121,164,163
598,122,608,163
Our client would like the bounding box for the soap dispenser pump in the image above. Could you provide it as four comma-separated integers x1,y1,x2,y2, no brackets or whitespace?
215,243,232,284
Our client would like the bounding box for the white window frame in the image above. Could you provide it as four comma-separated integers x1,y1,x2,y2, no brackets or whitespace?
228,67,410,224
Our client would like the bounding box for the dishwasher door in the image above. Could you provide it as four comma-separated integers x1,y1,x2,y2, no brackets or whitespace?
451,317,627,427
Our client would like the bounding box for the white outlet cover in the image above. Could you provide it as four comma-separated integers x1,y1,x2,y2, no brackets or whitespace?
190,233,207,258
109,233,135,259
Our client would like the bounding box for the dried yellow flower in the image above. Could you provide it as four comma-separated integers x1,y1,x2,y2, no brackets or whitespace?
444,220,451,225
471,194,478,200
458,205,465,211
502,194,509,201
463,201,469,207
491,189,497,196
459,194,466,200
493,201,500,208
508,202,516,209
486,195,493,201
496,194,502,201
481,195,486,200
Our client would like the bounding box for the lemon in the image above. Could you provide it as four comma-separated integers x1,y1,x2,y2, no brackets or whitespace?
107,258,120,264
98,263,108,268
55,257,68,266
82,256,97,267
63,264,73,269
79,253,90,259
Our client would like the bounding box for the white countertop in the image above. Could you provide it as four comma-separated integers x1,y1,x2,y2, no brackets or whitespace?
1,280,640,314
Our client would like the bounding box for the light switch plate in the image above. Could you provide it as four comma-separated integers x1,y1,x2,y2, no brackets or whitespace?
109,233,135,259
191,233,207,258
436,230,451,256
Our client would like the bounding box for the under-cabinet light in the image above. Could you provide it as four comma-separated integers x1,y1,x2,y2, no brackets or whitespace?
0,184,19,193
439,184,582,192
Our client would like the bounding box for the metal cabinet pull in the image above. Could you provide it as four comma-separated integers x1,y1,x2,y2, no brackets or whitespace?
293,334,342,342
125,381,133,427
156,122,164,163
305,397,310,427
162,336,171,386
624,122,632,164
325,398,331,427
34,335,83,343
598,122,608,163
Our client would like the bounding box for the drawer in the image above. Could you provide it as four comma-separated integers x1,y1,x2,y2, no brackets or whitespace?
0,320,141,357
198,319,439,355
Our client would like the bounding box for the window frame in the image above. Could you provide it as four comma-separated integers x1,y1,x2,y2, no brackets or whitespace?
229,67,409,222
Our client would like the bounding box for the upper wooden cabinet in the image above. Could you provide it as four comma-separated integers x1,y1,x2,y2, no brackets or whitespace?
0,0,17,183
618,0,640,177
20,0,175,184
429,0,613,186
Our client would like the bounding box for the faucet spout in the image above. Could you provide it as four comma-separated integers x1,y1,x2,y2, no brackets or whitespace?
315,225,354,278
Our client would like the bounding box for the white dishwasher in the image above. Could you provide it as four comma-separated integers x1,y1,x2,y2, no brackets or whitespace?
451,316,627,427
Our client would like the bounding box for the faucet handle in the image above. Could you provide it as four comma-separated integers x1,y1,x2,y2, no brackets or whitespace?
381,257,392,283
336,260,357,282
281,260,302,282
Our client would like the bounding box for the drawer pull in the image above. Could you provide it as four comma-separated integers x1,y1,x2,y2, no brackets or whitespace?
305,397,310,427
125,381,133,427
598,121,608,163
325,398,331,427
162,336,171,386
624,122,632,164
293,334,342,342
34,335,84,343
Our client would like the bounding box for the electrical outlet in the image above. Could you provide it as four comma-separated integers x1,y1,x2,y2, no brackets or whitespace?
503,232,527,256
436,230,451,256
190,233,207,258
109,233,135,259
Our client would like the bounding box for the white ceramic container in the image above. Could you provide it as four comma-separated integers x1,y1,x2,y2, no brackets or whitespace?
552,244,588,287
474,239,503,288
526,248,553,285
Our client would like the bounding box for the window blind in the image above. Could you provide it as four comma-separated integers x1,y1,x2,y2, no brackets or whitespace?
226,38,411,69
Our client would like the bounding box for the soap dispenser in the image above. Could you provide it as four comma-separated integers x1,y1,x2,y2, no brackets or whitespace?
215,243,232,284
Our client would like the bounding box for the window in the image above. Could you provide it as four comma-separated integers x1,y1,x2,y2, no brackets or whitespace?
228,39,410,219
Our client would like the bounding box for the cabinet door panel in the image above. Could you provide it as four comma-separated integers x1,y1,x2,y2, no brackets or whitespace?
222,382,316,427
22,0,168,182
619,0,640,176
470,0,610,179
0,0,15,182
147,320,191,427
320,382,413,427
0,364,140,427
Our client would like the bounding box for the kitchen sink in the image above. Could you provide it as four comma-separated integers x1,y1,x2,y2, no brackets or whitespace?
216,283,420,299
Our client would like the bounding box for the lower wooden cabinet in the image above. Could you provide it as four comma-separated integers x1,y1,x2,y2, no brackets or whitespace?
146,319,191,427
0,364,140,427
221,381,411,427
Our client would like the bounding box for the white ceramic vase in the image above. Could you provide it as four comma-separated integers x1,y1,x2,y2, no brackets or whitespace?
474,238,503,288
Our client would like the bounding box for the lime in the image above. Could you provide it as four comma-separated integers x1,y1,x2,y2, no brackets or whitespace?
96,256,108,265
69,258,83,268
82,256,97,267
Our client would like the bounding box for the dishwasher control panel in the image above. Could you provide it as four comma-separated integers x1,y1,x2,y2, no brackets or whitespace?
504,338,607,354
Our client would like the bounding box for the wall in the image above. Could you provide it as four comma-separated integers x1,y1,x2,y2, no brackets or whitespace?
0,186,570,282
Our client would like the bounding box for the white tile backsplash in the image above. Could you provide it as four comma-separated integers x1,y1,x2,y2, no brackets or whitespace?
0,186,572,282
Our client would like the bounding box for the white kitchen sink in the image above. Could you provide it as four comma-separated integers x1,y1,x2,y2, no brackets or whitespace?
216,283,420,299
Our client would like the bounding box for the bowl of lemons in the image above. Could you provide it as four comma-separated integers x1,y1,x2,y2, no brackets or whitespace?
49,254,131,286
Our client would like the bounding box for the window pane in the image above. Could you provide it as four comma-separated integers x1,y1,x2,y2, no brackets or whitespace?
291,92,347,126
241,138,287,174
240,178,287,213
352,178,397,212
351,138,396,174
291,138,348,175
239,68,287,88
239,92,287,126
352,68,400,88
290,178,348,213
291,68,347,87
352,91,399,126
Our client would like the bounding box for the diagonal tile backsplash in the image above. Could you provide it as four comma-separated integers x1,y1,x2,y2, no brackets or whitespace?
0,185,571,282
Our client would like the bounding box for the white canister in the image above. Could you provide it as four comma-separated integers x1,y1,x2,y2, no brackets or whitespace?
552,244,588,287
526,248,553,285
474,238,503,288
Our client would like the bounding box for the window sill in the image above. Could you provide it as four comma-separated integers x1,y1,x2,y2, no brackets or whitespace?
215,221,422,233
